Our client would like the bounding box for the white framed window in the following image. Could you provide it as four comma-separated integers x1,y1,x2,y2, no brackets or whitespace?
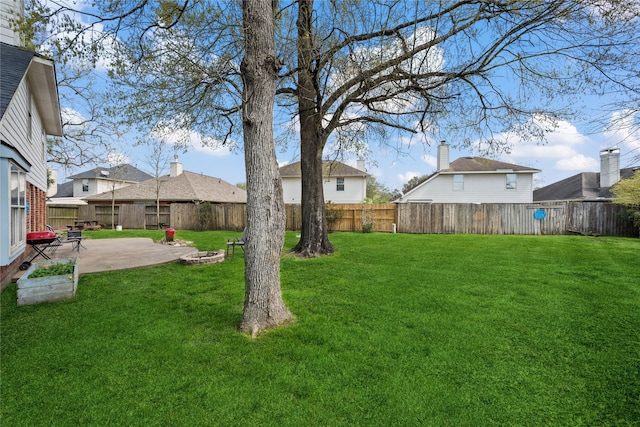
453,174,464,191
82,179,89,192
10,163,27,251
336,177,345,191
506,174,517,190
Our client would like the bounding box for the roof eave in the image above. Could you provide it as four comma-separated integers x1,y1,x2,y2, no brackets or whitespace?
27,56,62,136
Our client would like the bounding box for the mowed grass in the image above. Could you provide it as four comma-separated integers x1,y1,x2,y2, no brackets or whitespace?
2,232,639,426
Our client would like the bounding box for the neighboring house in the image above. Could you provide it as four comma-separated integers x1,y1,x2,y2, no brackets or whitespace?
280,160,369,204
48,163,153,203
395,143,540,204
1,9,63,287
83,159,247,205
534,147,640,201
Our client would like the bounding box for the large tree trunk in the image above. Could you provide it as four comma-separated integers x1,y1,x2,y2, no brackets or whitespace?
238,0,293,336
291,0,334,257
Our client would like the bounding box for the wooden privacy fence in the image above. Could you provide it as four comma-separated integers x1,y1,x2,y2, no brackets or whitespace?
396,201,635,236
46,205,80,230
49,200,635,236
325,203,396,232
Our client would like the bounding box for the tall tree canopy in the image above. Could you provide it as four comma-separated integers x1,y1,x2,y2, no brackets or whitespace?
281,0,640,256
26,0,640,258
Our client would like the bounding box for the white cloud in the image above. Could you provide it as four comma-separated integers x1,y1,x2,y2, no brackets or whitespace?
421,154,437,169
398,171,421,184
151,122,232,157
60,107,86,126
510,144,578,159
106,152,129,165
555,154,598,171
604,109,640,152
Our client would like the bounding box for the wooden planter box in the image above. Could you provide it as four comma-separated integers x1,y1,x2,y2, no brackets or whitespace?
17,258,79,306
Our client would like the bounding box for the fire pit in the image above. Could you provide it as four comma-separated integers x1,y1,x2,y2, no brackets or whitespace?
180,250,226,265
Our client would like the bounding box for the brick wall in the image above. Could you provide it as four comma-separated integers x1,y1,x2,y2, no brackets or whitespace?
26,182,47,232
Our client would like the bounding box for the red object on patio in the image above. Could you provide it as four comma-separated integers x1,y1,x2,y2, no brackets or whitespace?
21,231,59,270
27,231,56,242
165,228,175,242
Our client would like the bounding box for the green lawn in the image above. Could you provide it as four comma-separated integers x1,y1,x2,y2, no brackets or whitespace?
2,232,639,426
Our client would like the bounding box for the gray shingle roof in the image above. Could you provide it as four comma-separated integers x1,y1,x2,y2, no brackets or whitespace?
0,42,35,120
533,167,640,201
68,164,153,182
446,157,540,173
83,170,247,203
55,181,74,198
280,160,368,177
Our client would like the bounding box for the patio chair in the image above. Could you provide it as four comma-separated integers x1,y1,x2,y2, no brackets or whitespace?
226,228,246,257
66,229,87,252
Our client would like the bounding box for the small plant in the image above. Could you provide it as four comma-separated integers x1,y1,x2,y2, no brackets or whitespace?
361,206,375,233
196,201,212,231
325,201,344,232
28,262,74,278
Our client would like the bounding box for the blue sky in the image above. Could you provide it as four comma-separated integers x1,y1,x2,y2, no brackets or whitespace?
47,1,640,192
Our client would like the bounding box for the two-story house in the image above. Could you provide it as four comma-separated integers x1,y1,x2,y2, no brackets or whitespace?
280,160,369,204
395,142,540,203
48,164,154,203
1,2,63,287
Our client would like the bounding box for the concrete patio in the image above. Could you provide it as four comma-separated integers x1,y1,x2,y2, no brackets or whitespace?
12,237,197,281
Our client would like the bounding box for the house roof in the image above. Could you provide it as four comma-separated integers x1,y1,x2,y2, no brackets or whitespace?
83,170,247,203
279,160,368,177
55,181,74,198
0,42,62,135
444,157,540,173
68,164,153,182
533,167,640,201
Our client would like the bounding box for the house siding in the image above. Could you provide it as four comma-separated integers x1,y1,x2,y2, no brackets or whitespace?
1,65,55,288
72,178,137,198
282,175,367,204
0,80,48,191
405,173,534,203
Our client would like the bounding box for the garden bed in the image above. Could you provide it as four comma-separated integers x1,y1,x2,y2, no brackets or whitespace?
17,257,79,306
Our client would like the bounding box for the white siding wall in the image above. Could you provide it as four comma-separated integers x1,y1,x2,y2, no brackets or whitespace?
282,176,367,204
323,176,366,203
73,178,137,198
1,0,23,46
0,80,48,190
281,178,302,204
405,173,534,203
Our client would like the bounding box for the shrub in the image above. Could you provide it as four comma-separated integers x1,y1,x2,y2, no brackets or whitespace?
325,201,344,232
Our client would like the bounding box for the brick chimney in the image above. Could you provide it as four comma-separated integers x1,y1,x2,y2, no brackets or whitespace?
600,147,620,188
437,141,450,171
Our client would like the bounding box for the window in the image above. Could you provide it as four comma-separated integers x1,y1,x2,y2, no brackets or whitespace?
336,177,345,191
10,163,27,251
453,174,464,191
506,174,517,190
82,179,89,192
